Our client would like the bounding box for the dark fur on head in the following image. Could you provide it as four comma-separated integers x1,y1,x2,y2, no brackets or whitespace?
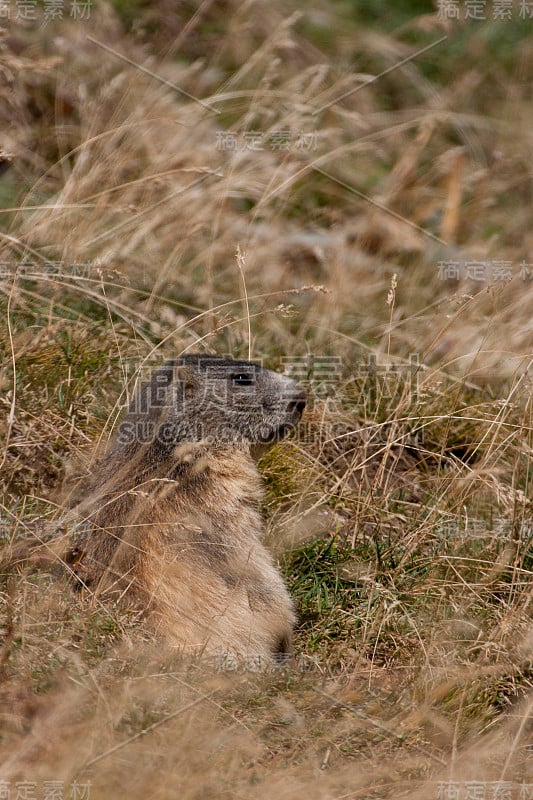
116,355,306,454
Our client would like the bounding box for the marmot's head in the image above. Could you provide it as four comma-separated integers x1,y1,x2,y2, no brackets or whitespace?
118,355,306,451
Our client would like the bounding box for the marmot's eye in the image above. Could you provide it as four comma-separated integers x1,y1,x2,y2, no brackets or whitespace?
232,373,254,386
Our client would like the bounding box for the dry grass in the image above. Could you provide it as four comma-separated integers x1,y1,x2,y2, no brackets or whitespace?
0,1,532,797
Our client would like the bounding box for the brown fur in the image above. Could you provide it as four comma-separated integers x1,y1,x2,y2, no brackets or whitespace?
66,355,306,664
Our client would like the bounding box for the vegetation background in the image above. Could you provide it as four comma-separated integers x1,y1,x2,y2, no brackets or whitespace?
0,0,532,797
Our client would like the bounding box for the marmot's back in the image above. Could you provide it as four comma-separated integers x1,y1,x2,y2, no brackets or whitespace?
68,355,306,664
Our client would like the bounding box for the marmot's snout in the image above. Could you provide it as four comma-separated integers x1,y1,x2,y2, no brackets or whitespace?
287,397,306,416
284,392,306,432
265,378,306,443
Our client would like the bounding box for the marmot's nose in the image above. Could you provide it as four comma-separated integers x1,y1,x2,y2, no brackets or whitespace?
287,398,306,416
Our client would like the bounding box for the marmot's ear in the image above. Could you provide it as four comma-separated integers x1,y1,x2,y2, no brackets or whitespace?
172,364,198,401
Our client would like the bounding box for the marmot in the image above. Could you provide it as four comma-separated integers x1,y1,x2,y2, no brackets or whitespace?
67,355,306,665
